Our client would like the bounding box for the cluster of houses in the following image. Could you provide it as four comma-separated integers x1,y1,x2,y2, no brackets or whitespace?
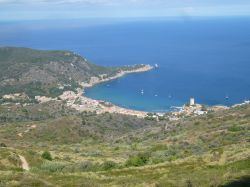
145,98,209,121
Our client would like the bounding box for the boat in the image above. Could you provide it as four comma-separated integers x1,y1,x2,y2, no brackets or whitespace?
155,64,159,68
141,89,144,95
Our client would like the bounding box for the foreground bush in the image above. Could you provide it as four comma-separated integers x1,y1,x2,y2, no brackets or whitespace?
0,143,7,147
41,151,53,161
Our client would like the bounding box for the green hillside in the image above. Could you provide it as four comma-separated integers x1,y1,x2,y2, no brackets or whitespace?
0,47,145,99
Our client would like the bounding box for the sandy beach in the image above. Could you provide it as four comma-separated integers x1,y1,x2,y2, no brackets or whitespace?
60,64,154,118
33,63,235,118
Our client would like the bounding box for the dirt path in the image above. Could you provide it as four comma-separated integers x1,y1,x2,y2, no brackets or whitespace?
19,155,30,171
17,124,37,138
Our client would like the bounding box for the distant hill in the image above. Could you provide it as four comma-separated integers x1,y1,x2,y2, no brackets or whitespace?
0,47,144,99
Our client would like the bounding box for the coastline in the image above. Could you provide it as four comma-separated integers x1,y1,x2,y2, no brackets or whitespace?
79,64,154,88
29,63,248,119
61,64,154,118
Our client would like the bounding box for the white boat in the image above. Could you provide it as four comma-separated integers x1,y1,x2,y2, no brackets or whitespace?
155,64,159,68
141,89,144,95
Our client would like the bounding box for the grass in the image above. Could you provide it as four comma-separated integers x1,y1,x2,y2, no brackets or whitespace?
0,101,250,186
1,157,249,186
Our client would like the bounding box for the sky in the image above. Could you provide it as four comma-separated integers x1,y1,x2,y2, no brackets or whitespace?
0,0,250,20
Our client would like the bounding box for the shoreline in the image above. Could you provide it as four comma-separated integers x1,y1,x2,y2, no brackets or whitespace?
79,64,154,89
68,63,239,119
20,63,249,118
62,64,154,118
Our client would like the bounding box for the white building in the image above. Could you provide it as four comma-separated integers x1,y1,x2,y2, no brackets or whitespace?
194,110,207,115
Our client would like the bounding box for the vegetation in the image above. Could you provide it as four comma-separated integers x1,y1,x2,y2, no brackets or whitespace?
125,152,151,167
0,100,249,186
0,47,147,99
42,151,53,161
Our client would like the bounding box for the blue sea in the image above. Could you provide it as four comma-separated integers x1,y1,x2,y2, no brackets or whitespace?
1,17,250,112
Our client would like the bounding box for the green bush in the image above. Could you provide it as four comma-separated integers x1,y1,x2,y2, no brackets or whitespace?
41,151,53,161
0,143,7,147
228,125,241,132
125,152,150,167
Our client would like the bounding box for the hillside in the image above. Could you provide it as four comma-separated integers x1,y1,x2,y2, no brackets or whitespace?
0,99,250,186
0,47,147,99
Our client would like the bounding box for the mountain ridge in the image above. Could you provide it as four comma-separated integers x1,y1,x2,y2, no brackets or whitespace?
0,47,149,99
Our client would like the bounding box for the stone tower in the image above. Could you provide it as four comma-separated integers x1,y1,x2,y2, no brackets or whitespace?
190,98,195,106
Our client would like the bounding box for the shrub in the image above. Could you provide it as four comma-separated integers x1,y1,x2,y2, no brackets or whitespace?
8,154,21,166
194,121,200,126
125,152,150,167
168,155,177,162
0,143,7,147
228,125,241,132
41,151,53,161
